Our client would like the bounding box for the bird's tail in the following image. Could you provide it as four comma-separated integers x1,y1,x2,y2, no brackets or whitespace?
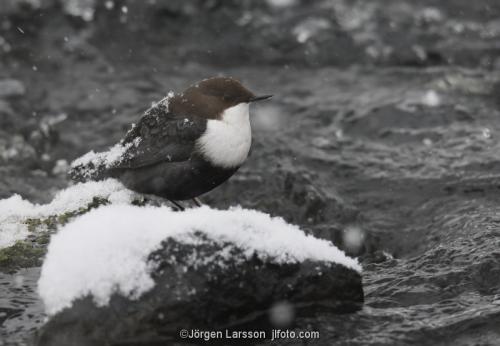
68,151,111,183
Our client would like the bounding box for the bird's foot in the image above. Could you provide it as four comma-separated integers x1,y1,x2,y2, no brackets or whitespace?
192,197,203,207
168,199,185,211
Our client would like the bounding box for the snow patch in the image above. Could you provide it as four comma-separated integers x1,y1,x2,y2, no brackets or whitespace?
70,137,142,180
149,91,174,114
0,179,137,248
38,204,361,315
71,141,135,170
71,91,174,178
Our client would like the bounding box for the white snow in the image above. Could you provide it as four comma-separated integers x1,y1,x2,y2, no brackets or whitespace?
71,142,131,170
69,137,142,180
149,91,174,113
0,179,138,248
38,204,361,315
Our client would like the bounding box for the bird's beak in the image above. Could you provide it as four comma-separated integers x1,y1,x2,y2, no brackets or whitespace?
249,95,273,102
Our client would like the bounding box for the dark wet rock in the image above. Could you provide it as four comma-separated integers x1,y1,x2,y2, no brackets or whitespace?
36,237,363,346
0,195,129,273
208,168,358,226
310,224,377,258
0,241,46,272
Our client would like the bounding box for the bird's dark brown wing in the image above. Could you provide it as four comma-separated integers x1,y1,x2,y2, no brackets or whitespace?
112,99,207,169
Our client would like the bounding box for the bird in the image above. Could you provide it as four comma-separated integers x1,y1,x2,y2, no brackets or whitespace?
69,77,272,210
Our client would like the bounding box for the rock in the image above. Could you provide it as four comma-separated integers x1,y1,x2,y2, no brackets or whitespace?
0,194,107,273
0,240,46,271
0,180,141,270
37,236,363,346
208,168,358,225
310,224,375,258
35,204,362,346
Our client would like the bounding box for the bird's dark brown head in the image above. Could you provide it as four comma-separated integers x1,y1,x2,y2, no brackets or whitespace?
169,77,272,119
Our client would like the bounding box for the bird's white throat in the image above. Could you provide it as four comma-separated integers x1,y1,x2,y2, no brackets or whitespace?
197,103,251,168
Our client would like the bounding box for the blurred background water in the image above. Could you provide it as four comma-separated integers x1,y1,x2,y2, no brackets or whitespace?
1,0,500,345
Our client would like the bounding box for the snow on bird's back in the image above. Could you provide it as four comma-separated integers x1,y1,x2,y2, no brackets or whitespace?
69,91,175,176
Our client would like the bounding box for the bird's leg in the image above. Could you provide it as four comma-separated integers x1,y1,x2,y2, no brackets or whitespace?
168,199,185,211
192,197,203,207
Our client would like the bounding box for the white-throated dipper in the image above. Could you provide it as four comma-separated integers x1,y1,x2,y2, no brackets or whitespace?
69,77,272,209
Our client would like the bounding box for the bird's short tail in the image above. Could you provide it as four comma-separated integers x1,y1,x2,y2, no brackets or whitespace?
68,142,134,182
68,150,113,182
68,161,108,182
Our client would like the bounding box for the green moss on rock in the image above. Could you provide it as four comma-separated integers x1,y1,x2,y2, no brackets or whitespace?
24,197,109,233
0,241,45,270
1,197,112,272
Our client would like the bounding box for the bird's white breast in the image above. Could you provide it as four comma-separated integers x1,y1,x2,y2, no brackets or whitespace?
197,103,252,168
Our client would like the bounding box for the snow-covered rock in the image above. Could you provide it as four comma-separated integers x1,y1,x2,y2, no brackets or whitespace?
0,179,138,250
36,204,363,345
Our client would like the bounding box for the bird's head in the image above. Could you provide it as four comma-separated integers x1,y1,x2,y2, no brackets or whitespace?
169,77,272,121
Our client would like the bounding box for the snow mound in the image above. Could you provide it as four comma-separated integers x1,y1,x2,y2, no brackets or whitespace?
0,179,138,248
38,204,361,315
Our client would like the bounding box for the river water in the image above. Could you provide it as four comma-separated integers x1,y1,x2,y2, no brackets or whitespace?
1,1,500,345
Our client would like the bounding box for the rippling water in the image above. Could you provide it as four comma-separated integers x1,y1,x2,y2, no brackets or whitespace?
2,66,500,345
0,268,44,345
2,1,500,344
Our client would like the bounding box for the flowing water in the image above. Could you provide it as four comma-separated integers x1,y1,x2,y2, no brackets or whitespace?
1,1,500,345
